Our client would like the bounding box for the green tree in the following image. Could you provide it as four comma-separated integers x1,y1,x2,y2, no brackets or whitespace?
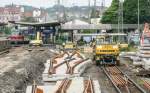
4,27,12,35
101,0,119,24
123,0,150,24
101,0,150,24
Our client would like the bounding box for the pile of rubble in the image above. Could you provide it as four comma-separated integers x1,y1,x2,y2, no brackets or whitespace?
0,48,54,93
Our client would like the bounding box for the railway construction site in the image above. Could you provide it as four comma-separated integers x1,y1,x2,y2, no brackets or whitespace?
2,0,150,93
0,45,150,93
1,23,150,93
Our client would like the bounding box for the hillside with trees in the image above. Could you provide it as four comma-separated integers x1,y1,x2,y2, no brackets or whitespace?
101,0,150,24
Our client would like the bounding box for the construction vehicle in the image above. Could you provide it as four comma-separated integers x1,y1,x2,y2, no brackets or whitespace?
94,35,120,65
119,43,128,49
74,33,127,65
62,41,76,50
9,21,60,47
29,31,43,46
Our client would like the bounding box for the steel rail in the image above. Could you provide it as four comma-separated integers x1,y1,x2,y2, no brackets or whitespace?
49,50,84,74
48,59,54,74
101,67,122,93
116,67,147,93
70,58,89,74
143,80,150,91
31,81,43,93
68,50,83,59
49,58,74,74
55,79,72,93
55,79,67,93
83,78,94,93
61,80,72,93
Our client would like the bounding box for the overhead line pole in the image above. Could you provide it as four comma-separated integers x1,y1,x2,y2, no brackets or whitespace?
94,0,97,18
57,0,60,22
118,0,124,43
138,0,140,32
88,0,91,23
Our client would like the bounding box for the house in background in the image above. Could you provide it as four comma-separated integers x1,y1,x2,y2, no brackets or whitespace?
0,5,22,22
0,4,49,23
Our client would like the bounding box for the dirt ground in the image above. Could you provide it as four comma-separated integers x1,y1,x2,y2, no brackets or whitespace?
0,47,54,93
119,57,149,93
82,64,117,93
81,53,117,93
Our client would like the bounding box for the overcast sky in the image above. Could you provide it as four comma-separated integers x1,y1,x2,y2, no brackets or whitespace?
0,0,112,8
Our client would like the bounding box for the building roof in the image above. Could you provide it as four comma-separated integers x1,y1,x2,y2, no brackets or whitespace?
0,23,7,26
0,7,4,14
9,21,60,27
61,24,144,30
64,19,89,25
5,5,21,14
23,12,33,17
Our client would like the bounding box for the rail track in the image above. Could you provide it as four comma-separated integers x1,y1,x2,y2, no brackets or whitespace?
100,66,147,93
55,78,95,93
83,77,95,93
48,50,88,75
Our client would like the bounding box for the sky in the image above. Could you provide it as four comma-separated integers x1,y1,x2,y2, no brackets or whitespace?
0,0,112,8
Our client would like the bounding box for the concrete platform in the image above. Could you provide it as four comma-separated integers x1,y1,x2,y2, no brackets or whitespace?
26,77,101,93
42,51,92,81
42,58,92,81
119,52,136,58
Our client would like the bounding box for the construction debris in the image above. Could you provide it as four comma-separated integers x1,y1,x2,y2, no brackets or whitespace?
0,47,54,93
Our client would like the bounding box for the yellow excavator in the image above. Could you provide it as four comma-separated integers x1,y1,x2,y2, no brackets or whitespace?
8,21,60,47
29,31,43,46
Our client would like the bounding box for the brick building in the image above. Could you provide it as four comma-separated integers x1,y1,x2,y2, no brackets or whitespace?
0,5,49,23
0,5,23,22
